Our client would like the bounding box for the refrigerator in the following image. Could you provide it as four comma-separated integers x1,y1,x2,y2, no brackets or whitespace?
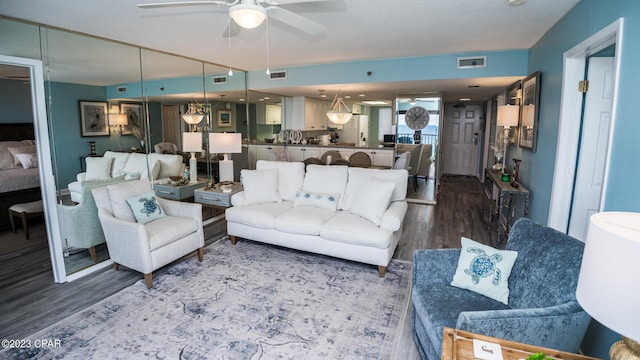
339,115,369,147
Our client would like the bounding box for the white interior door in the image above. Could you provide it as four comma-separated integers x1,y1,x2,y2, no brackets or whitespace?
162,105,181,147
567,57,614,240
442,103,481,176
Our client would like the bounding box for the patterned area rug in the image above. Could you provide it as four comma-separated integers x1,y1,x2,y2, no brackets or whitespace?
3,239,412,359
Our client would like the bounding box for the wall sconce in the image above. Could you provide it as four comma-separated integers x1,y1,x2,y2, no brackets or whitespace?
108,113,128,151
497,104,519,174
209,132,242,183
182,132,202,183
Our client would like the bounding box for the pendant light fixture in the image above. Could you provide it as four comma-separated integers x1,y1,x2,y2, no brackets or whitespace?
326,91,352,125
182,103,204,125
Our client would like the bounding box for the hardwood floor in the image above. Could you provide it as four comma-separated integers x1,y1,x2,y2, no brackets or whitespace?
0,175,489,358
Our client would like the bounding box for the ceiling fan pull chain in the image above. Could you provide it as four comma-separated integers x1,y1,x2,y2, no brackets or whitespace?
266,15,271,76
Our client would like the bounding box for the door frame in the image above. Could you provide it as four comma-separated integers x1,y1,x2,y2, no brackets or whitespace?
547,18,623,233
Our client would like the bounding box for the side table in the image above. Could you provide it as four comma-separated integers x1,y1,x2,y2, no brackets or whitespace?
153,180,206,201
484,168,530,247
194,182,243,209
442,328,598,360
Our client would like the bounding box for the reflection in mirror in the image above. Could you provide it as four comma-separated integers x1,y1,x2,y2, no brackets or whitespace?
245,90,284,169
42,27,143,276
395,94,441,204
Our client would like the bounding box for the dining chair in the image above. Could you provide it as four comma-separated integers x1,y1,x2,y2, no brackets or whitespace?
349,151,372,168
320,150,342,165
409,144,424,191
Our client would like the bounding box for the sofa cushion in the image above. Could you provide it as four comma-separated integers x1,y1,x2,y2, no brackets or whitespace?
412,283,510,358
274,207,336,235
85,157,114,180
148,153,183,179
293,190,339,212
303,165,348,203
256,160,305,201
126,190,166,224
241,168,282,205
342,168,408,210
103,151,130,177
106,179,153,222
225,201,292,229
349,178,395,226
320,211,394,249
145,216,199,251
451,237,518,305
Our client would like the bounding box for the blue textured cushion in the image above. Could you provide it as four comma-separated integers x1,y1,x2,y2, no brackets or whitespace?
451,237,518,305
126,191,166,224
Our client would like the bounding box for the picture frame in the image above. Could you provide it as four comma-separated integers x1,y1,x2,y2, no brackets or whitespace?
120,103,143,137
519,71,541,151
217,110,232,128
79,101,109,136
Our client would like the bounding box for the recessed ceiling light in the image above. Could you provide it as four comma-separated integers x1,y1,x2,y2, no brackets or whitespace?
264,97,270,100
344,95,351,99
508,0,525,6
459,98,471,101
358,94,366,97
362,100,390,105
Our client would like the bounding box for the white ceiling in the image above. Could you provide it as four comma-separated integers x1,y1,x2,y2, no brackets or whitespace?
0,0,580,103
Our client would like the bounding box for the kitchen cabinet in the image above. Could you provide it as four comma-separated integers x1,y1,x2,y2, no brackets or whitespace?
287,96,329,131
360,148,394,168
256,103,281,125
248,144,283,169
288,146,320,162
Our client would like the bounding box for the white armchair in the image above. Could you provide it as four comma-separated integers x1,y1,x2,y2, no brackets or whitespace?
92,179,204,289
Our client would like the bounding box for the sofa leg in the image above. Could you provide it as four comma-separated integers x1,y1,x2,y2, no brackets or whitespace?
113,262,119,271
197,247,204,261
378,266,386,277
144,273,153,289
88,246,97,262
229,235,237,245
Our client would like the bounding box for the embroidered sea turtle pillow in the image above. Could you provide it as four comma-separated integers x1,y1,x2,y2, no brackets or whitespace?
126,191,166,224
451,237,518,305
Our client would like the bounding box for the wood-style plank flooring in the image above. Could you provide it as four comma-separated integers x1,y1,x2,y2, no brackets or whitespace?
0,175,489,358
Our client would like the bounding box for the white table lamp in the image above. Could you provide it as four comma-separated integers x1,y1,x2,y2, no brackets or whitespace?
209,132,242,183
182,132,202,183
496,104,519,173
108,113,128,151
576,212,640,360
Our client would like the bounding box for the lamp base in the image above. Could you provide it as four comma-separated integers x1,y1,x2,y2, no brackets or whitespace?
189,153,198,183
219,159,234,183
611,337,640,360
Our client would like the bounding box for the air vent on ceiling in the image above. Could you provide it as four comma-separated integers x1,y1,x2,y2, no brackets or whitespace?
269,70,287,80
457,56,487,69
212,76,227,84
116,86,127,93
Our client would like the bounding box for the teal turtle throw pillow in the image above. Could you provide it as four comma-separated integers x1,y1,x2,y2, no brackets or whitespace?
126,191,166,224
451,237,518,305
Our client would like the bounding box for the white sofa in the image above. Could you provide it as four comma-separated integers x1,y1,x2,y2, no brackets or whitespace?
226,160,409,276
68,151,184,203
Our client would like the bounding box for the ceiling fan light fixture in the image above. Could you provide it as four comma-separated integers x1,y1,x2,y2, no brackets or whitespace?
230,3,267,29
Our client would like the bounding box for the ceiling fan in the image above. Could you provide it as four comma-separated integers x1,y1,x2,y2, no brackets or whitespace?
137,0,327,35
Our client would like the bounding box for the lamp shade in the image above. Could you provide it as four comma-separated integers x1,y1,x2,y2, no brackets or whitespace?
108,114,128,126
209,132,242,154
229,3,267,29
522,104,535,127
576,212,640,342
497,104,519,127
182,132,202,153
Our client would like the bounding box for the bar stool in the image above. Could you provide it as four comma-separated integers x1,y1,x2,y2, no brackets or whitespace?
8,199,43,240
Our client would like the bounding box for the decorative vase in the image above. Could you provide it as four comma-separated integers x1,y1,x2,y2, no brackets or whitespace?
511,158,521,188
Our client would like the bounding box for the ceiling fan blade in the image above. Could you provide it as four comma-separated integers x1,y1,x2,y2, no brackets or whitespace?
262,0,330,4
266,6,325,35
221,19,242,37
137,1,229,9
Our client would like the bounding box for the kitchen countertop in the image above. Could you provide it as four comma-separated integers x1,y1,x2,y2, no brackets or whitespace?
245,141,395,150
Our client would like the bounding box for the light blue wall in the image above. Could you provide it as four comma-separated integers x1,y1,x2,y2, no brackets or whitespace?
0,78,32,123
512,0,640,357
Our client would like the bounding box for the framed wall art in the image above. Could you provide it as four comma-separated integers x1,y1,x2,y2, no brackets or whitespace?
218,110,232,128
79,101,109,136
519,71,541,151
120,103,143,136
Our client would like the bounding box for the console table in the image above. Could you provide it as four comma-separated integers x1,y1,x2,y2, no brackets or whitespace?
484,169,530,247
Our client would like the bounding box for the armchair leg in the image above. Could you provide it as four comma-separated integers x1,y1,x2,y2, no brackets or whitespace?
197,247,204,262
144,273,153,289
113,262,119,271
378,266,386,277
88,246,97,262
230,235,237,245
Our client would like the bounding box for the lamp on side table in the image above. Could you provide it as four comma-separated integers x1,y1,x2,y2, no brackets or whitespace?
183,132,202,183
209,132,242,183
576,212,640,360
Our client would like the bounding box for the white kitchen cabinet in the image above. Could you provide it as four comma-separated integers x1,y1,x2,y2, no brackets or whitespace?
339,115,369,146
360,148,394,168
288,146,320,162
288,96,329,131
256,103,282,125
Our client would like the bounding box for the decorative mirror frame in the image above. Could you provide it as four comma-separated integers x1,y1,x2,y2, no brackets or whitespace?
505,79,522,145
519,71,541,151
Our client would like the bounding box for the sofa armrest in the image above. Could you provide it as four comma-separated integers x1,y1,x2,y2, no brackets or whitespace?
379,200,408,231
231,191,246,207
413,249,461,286
456,301,591,352
77,172,87,182
157,198,203,228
